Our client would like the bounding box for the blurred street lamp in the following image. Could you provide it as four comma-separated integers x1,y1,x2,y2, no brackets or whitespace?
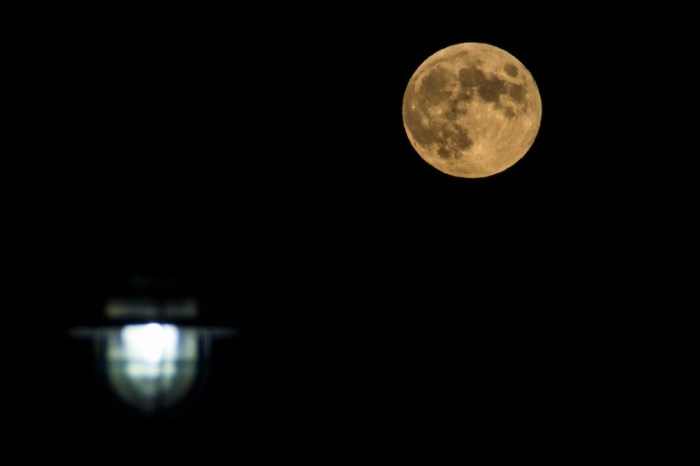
70,278,235,414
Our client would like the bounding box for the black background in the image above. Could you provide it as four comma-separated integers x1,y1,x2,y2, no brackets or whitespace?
12,3,694,459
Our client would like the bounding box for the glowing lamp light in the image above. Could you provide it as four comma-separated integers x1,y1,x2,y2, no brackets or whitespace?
106,323,197,412
71,290,234,415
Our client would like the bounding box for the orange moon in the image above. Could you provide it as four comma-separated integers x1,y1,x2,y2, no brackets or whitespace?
402,43,542,178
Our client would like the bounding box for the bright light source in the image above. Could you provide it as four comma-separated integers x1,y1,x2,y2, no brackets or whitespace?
122,323,178,364
71,322,235,414
105,324,199,411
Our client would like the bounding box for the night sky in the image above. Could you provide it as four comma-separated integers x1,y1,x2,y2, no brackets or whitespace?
14,4,690,459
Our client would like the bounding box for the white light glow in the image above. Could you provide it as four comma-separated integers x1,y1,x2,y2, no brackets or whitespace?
120,323,179,379
75,324,234,413
104,324,199,411
122,323,179,363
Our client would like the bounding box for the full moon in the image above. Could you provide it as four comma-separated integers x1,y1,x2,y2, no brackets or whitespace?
402,42,542,178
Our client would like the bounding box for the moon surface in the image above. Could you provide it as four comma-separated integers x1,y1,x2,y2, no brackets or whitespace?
402,42,542,178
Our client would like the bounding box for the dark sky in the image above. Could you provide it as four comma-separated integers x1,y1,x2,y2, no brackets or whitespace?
15,4,691,459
